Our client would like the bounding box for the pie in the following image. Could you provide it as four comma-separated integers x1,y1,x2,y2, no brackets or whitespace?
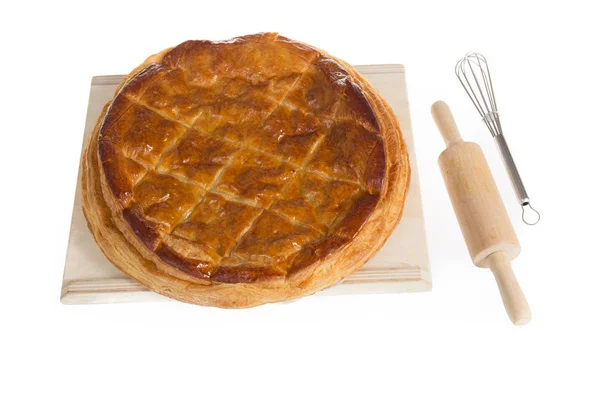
81,33,410,307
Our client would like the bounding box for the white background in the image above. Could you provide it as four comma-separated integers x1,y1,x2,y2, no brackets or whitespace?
2,0,599,399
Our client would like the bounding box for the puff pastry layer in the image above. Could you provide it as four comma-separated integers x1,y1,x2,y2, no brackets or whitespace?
82,33,410,307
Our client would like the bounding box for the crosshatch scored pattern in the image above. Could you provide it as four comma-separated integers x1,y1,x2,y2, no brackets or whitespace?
95,33,388,285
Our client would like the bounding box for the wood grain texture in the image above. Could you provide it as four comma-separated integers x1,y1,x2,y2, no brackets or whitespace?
438,142,520,266
488,251,531,326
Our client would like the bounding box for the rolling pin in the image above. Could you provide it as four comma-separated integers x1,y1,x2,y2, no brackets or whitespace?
431,101,531,325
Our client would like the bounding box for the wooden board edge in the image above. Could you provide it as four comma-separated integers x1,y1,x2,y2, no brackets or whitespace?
60,266,432,305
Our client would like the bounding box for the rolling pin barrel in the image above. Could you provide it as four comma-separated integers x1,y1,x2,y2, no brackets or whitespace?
431,101,531,325
438,141,520,265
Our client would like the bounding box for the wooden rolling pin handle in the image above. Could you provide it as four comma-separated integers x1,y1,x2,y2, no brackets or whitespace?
431,101,463,146
488,252,532,326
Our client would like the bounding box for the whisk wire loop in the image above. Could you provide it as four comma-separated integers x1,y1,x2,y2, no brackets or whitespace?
456,52,504,137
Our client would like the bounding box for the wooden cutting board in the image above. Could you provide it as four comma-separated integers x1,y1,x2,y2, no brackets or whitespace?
61,64,431,304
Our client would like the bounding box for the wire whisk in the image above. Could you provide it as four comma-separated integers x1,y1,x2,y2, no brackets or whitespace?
456,53,540,225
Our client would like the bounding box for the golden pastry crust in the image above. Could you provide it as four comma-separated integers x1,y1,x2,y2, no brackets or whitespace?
81,33,410,307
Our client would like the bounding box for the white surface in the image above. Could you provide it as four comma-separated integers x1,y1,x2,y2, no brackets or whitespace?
60,66,431,304
2,1,599,399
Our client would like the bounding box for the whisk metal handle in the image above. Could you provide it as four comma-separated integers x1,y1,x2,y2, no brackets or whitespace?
493,134,540,225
